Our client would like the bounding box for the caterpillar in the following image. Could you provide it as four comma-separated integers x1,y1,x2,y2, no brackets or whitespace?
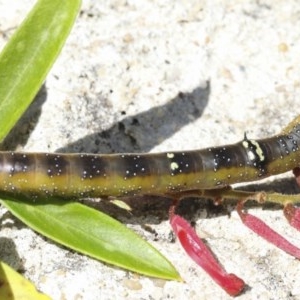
0,115,299,199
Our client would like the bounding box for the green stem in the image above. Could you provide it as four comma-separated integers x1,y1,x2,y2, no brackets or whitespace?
173,188,300,206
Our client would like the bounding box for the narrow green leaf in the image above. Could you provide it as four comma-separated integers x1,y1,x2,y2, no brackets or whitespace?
1,197,181,280
0,0,81,141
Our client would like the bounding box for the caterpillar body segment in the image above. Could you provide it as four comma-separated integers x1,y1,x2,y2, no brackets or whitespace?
0,117,299,198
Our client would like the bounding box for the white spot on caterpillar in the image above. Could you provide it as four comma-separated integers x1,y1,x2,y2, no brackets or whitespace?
170,162,179,171
247,150,256,161
242,140,249,149
167,153,174,159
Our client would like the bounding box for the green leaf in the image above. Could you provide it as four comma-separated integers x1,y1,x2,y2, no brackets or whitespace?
1,196,180,280
0,260,51,300
0,0,81,141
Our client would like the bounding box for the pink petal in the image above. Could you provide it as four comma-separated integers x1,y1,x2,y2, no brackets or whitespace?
237,205,300,259
284,203,300,231
170,214,245,296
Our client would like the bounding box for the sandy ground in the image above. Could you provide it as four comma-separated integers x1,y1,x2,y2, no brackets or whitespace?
1,0,300,299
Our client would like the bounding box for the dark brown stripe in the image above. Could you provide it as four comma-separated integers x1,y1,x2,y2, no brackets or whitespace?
38,153,70,177
204,144,247,170
75,154,110,179
5,152,35,175
164,152,200,176
110,154,153,179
